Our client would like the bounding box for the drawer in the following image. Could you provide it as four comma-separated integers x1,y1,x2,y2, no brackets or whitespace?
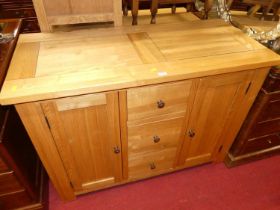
127,80,192,122
21,18,40,33
1,8,36,18
0,158,9,173
0,171,23,195
0,189,32,210
258,96,280,122
242,134,280,154
128,117,184,155
128,148,177,179
250,119,280,138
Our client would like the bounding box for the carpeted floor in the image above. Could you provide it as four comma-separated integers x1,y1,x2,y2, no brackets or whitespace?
49,154,280,210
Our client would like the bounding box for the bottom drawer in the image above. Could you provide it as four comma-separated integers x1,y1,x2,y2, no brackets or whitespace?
0,158,9,173
0,190,32,210
0,171,23,195
242,134,280,154
128,148,177,179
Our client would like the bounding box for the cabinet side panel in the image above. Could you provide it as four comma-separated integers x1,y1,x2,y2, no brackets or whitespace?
15,103,75,201
215,67,270,161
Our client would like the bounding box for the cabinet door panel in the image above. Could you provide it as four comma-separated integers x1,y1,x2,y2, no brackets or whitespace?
41,92,122,191
177,71,253,166
43,0,72,16
70,0,114,14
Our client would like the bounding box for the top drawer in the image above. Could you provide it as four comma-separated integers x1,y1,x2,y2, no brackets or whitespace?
127,80,193,122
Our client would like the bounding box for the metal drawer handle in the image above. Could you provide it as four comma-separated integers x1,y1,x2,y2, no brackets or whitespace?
150,163,156,170
114,146,120,154
188,129,195,138
153,135,160,143
267,139,272,144
157,100,165,109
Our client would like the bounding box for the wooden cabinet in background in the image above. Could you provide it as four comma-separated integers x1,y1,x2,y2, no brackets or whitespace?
0,0,40,33
0,19,47,210
32,0,122,32
225,68,280,167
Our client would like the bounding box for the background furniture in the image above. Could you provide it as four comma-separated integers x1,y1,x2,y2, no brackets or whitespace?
0,19,48,210
31,0,122,32
243,0,280,20
225,68,280,167
124,0,195,25
0,0,40,33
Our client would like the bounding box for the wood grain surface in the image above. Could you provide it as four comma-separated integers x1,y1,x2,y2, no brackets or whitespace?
1,20,280,105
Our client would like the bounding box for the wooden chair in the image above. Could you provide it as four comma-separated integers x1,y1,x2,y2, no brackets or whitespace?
123,0,195,25
243,0,280,20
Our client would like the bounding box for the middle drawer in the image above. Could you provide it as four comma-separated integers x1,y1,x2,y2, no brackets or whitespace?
128,117,184,155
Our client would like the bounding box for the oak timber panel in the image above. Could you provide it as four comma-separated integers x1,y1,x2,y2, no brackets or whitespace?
127,80,193,123
43,0,114,16
178,70,255,166
43,0,72,16
70,0,114,14
36,35,142,77
41,92,122,192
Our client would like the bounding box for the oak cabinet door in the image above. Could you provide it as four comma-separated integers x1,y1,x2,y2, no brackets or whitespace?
177,71,254,167
41,92,122,192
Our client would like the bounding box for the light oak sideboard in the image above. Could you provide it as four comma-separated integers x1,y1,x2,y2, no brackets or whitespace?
1,20,280,201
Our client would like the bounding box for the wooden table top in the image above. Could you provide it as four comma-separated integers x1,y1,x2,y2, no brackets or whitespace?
1,19,280,105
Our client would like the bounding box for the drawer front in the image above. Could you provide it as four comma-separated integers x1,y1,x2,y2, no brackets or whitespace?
128,117,184,155
258,96,280,122
242,134,280,154
21,18,40,33
0,172,23,195
0,189,32,210
0,158,9,173
1,8,36,18
127,81,192,122
250,119,280,138
128,148,176,179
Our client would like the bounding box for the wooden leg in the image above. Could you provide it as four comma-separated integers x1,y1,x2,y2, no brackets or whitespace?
150,0,158,24
227,0,233,9
247,4,261,17
132,0,139,25
123,0,128,16
273,6,280,21
261,1,274,20
204,0,214,19
172,4,176,14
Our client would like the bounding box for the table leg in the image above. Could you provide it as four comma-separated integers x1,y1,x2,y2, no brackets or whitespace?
132,0,139,25
123,0,128,16
204,0,214,19
150,0,158,24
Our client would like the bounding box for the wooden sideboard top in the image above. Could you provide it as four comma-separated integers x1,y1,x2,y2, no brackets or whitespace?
0,19,280,105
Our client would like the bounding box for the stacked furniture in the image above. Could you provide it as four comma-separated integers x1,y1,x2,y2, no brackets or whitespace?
226,68,280,167
0,0,40,33
0,19,48,210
